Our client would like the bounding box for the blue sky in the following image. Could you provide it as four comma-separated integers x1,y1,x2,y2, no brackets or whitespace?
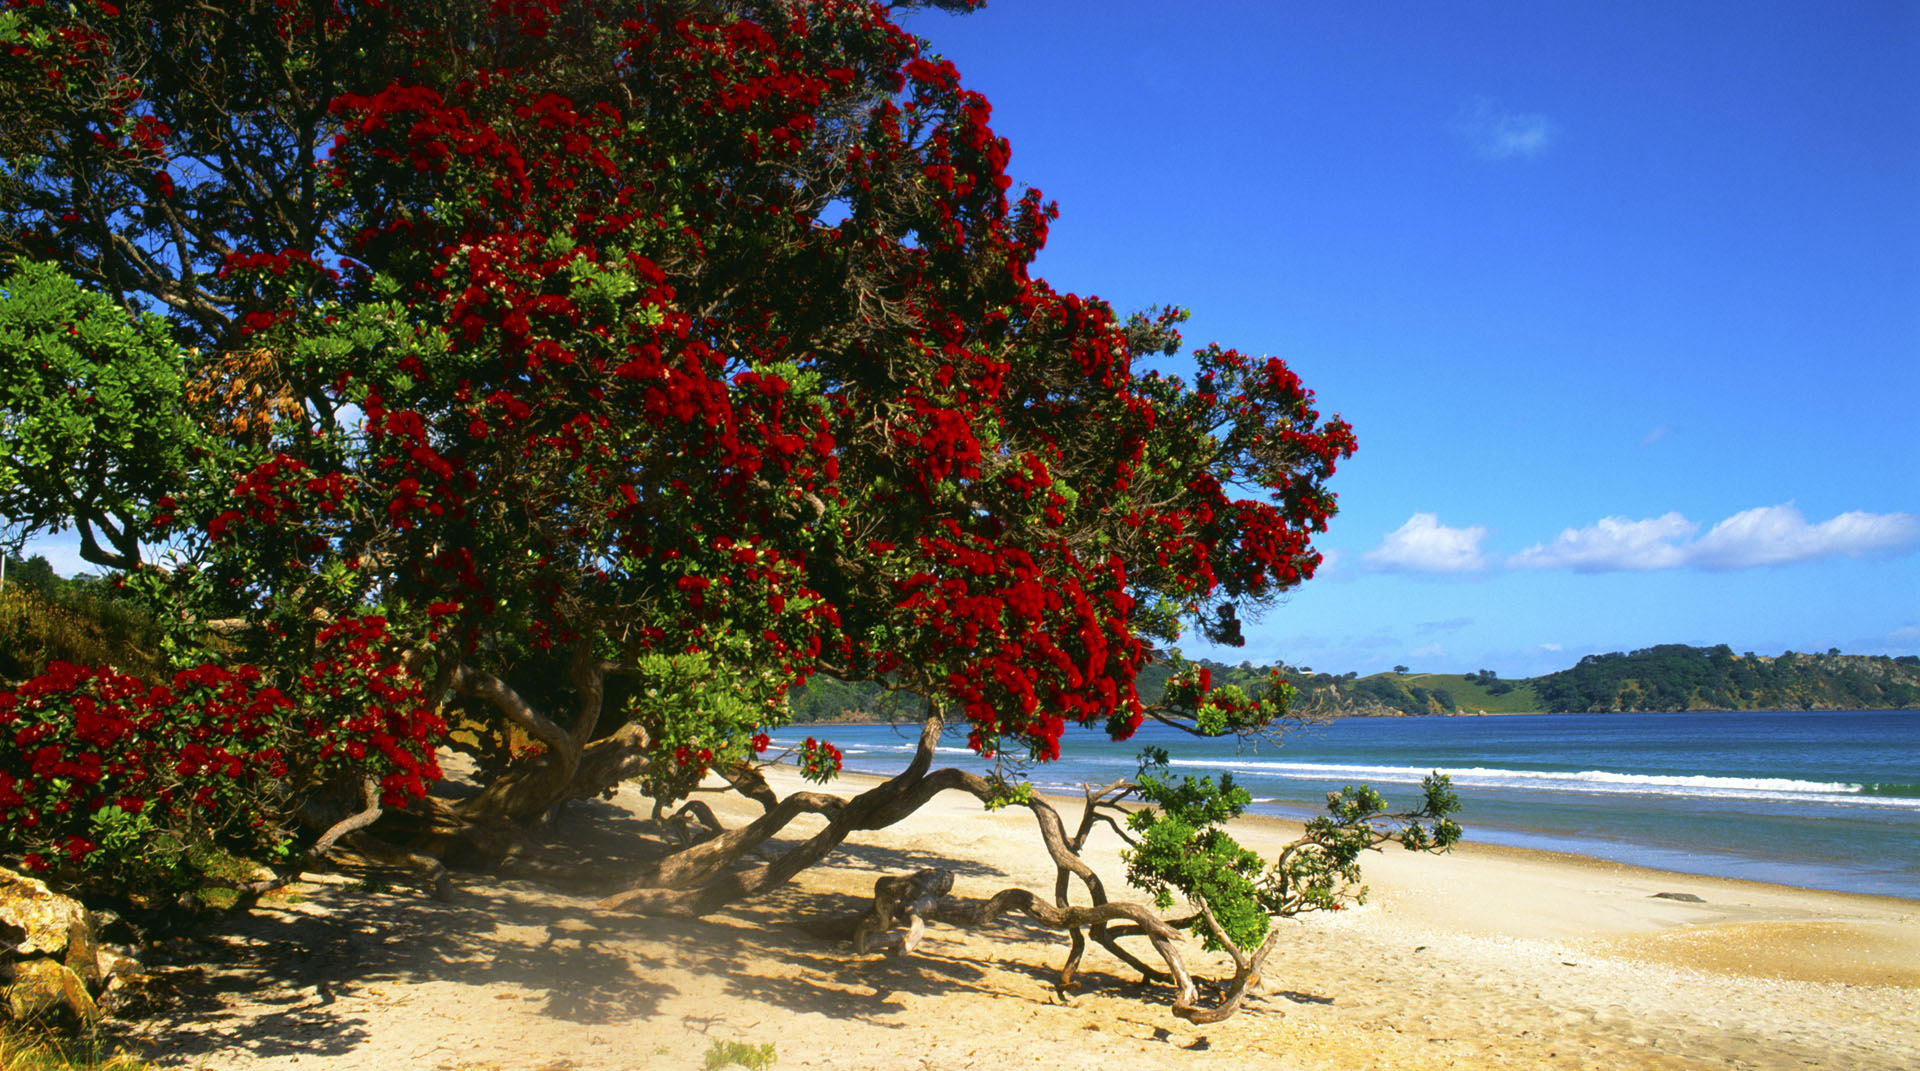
13,1,1917,679
898,0,1920,675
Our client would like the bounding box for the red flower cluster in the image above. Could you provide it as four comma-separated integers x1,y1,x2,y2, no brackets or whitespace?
798,736,842,783
0,627,446,886
0,661,293,889
297,616,446,806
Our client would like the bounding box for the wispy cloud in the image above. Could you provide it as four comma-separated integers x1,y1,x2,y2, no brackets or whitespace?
1639,425,1672,447
1510,504,1920,572
1508,512,1698,572
1455,96,1556,160
1418,617,1475,634
1364,513,1488,573
1689,505,1920,569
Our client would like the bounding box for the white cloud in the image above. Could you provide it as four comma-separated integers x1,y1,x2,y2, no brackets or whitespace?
1510,504,1920,573
1455,96,1556,160
1538,642,1564,652
1509,512,1698,572
1410,642,1447,659
1689,504,1920,569
1639,425,1671,447
1364,513,1488,573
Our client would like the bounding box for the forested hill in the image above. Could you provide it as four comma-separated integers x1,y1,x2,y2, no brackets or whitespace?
1526,645,1920,713
787,644,1920,721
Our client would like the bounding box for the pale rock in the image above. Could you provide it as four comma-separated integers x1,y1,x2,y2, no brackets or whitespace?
0,867,90,957
3,958,99,1024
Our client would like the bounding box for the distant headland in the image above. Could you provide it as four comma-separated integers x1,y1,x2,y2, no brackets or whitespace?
789,644,1920,722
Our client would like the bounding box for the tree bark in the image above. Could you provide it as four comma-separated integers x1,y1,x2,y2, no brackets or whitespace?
597,712,946,914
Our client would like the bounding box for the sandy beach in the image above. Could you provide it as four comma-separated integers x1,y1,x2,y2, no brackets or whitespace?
117,765,1919,1071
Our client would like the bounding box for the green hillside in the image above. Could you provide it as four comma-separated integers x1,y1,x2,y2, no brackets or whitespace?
784,644,1920,722
0,557,162,685
1254,645,1919,716
1529,644,1920,713
1322,671,1542,716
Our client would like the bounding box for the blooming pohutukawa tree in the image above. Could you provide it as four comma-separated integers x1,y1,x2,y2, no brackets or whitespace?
0,0,1457,1020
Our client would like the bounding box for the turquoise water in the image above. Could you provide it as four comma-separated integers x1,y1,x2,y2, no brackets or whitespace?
773,709,1920,899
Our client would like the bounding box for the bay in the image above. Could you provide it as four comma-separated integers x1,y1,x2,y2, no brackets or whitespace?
772,709,1920,899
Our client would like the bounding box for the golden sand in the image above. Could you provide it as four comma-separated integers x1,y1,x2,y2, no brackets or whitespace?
127,765,1920,1070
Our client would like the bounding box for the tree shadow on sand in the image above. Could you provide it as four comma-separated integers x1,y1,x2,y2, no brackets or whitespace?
689,891,1067,1027
103,784,1127,1064
109,875,684,1063
686,849,1176,1028
525,789,1017,899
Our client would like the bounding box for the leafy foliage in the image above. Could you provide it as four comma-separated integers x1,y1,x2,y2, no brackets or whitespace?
1279,776,1461,912
0,262,205,570
1126,747,1269,950
1126,748,1461,955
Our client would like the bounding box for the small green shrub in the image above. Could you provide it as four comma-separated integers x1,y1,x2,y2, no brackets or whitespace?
702,1038,777,1071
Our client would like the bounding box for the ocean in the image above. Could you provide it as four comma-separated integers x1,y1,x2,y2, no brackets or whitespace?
771,709,1920,899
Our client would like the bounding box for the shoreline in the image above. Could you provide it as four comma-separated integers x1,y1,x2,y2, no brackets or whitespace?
780,713,1920,900
809,763,1919,909
811,761,1920,903
1241,797,1920,901
793,704,1920,725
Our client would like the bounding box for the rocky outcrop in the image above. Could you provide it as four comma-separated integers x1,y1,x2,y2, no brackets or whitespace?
0,867,142,1025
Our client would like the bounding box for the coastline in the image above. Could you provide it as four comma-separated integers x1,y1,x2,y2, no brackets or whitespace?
130,761,1920,1071
1431,705,1920,717
794,704,1920,724
807,765,1919,978
786,713,1920,900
